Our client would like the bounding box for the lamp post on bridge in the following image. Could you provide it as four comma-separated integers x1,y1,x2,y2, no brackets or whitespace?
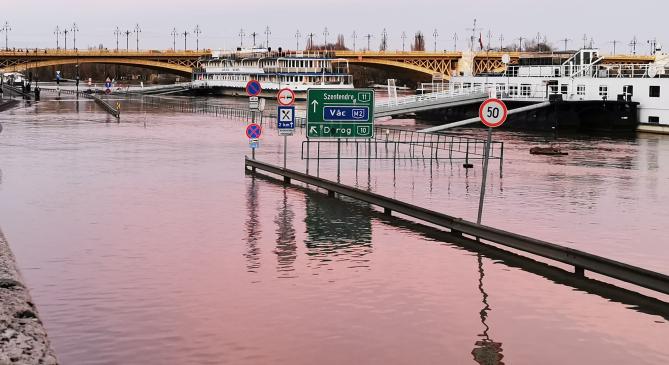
401,31,407,52
134,24,141,51
0,22,10,51
453,32,458,51
124,29,131,51
63,28,69,50
264,26,270,49
114,27,121,51
323,27,329,50
295,30,301,50
365,33,373,51
54,26,61,50
433,28,439,52
182,30,189,51
194,25,202,51
351,31,357,52
171,28,177,51
72,23,79,50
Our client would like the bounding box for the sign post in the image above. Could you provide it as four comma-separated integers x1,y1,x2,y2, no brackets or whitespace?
246,80,263,160
277,88,296,170
246,123,262,160
477,98,508,224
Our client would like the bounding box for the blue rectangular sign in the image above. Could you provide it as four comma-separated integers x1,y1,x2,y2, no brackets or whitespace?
322,106,370,122
277,106,296,130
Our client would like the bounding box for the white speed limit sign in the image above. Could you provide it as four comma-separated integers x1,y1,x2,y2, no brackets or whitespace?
479,98,508,128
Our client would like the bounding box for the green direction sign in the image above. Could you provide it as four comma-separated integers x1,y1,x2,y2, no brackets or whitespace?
307,89,375,139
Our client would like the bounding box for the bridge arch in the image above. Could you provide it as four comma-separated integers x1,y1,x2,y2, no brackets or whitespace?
0,57,196,76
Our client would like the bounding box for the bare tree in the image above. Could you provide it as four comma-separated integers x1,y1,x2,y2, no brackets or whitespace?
411,31,425,51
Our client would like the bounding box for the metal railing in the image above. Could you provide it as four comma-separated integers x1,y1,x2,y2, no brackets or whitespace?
376,85,489,109
245,158,669,296
502,63,668,79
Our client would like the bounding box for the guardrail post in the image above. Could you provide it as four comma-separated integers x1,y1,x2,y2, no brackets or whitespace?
574,266,585,277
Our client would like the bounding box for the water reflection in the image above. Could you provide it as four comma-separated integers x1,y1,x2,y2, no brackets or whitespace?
471,254,504,364
274,189,297,277
303,194,372,268
244,176,261,273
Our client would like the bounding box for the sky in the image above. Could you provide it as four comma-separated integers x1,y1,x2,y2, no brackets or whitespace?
2,0,666,54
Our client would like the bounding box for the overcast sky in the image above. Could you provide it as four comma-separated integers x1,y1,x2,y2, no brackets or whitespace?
3,0,666,54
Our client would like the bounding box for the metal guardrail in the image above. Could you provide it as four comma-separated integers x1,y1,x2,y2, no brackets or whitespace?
89,94,120,118
245,158,669,296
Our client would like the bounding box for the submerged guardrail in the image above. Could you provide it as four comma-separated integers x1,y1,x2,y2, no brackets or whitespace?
244,158,669,296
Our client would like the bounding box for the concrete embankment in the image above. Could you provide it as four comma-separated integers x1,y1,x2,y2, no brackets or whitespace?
0,229,58,365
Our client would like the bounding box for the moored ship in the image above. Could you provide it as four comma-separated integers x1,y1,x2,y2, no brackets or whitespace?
191,48,353,99
423,48,669,133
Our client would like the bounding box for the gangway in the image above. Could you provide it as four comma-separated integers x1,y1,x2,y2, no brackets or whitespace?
375,86,488,118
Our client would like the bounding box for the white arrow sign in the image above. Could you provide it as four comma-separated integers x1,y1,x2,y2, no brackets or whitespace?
311,100,319,113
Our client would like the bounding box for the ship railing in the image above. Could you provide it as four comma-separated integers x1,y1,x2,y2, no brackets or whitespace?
501,63,668,78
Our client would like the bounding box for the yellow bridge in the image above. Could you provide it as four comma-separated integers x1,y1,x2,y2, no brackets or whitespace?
334,51,656,79
0,49,657,79
0,49,210,76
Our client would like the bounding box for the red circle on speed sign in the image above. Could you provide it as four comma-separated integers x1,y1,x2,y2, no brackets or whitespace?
479,98,508,128
277,88,296,106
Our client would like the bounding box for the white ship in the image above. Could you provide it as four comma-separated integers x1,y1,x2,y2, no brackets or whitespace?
445,48,669,133
191,48,353,99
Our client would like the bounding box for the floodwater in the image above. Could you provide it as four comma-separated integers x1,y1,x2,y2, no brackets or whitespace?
0,94,667,364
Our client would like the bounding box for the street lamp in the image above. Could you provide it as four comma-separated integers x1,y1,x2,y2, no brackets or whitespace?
72,23,79,50
0,22,10,51
54,26,61,49
433,28,439,52
295,30,301,50
264,26,271,49
182,30,189,51
114,27,121,51
171,28,177,50
194,25,202,51
134,24,141,51
239,28,245,48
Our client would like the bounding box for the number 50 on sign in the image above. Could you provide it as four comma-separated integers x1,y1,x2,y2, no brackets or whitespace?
479,99,508,128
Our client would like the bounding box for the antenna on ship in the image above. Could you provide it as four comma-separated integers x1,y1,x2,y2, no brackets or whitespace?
647,38,657,55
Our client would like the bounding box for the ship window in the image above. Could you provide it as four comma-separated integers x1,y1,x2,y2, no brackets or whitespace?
561,84,568,95
509,85,518,95
623,85,633,96
650,86,660,98
577,85,586,95
648,116,660,124
521,84,531,96
599,86,608,98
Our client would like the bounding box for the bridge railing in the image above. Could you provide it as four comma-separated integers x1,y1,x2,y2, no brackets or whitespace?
376,85,490,109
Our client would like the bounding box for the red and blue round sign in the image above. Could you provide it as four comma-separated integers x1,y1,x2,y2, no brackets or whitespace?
246,123,262,139
246,80,262,97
